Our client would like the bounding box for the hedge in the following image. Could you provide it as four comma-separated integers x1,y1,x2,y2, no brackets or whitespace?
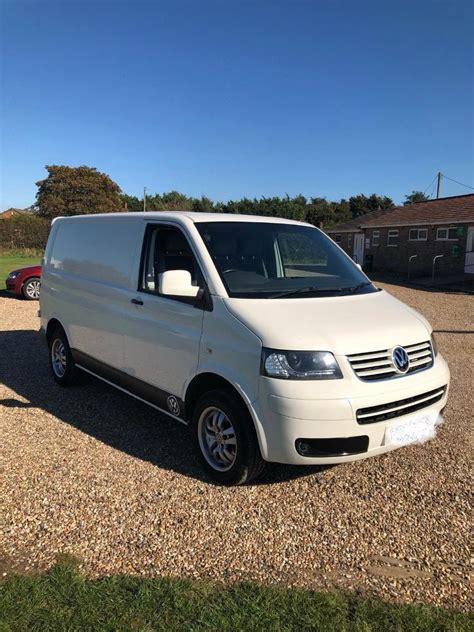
0,215,51,252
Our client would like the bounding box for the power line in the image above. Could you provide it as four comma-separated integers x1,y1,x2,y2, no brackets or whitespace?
423,174,438,197
441,174,474,192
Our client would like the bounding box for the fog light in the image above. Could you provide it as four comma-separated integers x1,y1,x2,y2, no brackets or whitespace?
297,440,311,454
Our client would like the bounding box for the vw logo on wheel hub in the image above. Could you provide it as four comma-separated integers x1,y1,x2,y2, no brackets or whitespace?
391,346,410,374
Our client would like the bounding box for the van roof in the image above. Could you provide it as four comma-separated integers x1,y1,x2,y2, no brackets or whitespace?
55,211,312,226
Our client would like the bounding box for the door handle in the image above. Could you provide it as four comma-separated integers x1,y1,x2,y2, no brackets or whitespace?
130,298,144,305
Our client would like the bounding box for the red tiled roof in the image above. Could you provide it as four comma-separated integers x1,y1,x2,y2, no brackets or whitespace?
326,207,395,233
360,194,474,228
325,217,362,233
0,208,25,218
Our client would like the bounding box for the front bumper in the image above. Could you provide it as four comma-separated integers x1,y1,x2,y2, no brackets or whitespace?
251,354,450,465
5,278,19,294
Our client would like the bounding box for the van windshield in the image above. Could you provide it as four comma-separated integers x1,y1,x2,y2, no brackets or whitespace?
195,221,377,299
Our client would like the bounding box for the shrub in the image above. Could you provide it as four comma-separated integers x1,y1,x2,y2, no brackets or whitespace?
0,214,51,252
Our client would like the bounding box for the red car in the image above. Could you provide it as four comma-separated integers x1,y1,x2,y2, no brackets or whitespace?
5,264,42,300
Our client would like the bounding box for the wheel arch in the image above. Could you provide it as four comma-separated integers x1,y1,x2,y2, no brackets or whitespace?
184,371,268,459
46,317,71,346
22,274,41,285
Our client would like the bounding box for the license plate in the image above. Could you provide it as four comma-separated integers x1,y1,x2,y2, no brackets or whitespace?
384,410,440,446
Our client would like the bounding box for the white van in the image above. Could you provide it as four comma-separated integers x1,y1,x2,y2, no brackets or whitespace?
40,213,450,484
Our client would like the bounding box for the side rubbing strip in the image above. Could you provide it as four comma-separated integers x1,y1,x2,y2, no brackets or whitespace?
71,349,186,421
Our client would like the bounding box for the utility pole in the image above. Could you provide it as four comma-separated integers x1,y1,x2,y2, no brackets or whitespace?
436,172,442,199
143,187,147,212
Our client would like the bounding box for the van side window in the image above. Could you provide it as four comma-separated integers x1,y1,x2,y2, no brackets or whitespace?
140,226,199,295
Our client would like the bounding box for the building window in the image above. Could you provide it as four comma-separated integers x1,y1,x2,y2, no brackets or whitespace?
409,228,428,241
372,231,380,246
387,230,399,246
436,227,458,241
334,234,342,244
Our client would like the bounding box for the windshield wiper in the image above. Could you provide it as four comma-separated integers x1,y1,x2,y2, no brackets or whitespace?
267,286,345,299
267,281,373,299
340,281,373,295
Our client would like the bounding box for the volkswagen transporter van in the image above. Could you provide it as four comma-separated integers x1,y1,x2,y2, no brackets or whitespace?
40,213,449,484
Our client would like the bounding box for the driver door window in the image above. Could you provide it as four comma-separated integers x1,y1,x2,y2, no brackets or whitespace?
140,225,199,297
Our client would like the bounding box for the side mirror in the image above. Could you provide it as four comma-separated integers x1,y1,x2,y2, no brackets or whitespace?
160,269,200,298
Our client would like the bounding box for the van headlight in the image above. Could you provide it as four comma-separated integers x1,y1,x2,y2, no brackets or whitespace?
261,348,342,380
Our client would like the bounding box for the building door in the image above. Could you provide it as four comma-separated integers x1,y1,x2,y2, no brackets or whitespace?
465,226,474,274
353,233,365,264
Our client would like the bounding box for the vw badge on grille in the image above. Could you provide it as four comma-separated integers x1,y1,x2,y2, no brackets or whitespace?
391,346,410,374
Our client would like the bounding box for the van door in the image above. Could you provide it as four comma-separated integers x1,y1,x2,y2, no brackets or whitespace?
123,223,205,416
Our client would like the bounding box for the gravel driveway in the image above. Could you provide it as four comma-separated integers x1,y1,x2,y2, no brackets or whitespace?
0,283,472,610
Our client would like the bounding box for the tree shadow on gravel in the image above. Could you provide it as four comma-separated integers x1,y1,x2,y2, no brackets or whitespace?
0,289,24,300
0,329,330,486
372,275,474,295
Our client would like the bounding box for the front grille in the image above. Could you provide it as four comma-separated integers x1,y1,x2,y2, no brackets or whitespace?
356,386,446,425
347,341,433,381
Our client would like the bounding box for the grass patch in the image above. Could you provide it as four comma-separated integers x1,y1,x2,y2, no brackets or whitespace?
0,251,42,288
0,559,471,631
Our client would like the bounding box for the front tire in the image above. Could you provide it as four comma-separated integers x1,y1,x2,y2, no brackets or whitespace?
48,327,83,386
22,277,41,300
192,389,265,485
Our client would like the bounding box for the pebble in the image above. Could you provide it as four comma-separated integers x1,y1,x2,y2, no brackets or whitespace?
0,284,472,611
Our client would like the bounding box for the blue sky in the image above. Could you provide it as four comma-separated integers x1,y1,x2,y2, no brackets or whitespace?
1,0,473,208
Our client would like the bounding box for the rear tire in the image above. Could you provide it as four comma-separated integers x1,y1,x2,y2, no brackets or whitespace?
47,327,83,386
191,389,265,485
22,277,41,300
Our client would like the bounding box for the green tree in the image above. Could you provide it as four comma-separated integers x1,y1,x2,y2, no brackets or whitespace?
143,191,193,211
349,193,394,217
219,195,308,221
191,196,215,212
330,199,351,225
35,165,122,219
404,190,430,205
221,197,255,214
305,197,334,226
121,194,142,211
256,195,306,221
161,191,193,210
0,214,50,250
117,189,397,226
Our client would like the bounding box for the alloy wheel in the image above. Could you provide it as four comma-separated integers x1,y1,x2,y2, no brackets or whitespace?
25,279,41,299
51,339,67,378
198,406,237,471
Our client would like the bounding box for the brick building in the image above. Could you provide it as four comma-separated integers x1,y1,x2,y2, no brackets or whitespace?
0,208,25,219
324,216,361,261
327,194,474,278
